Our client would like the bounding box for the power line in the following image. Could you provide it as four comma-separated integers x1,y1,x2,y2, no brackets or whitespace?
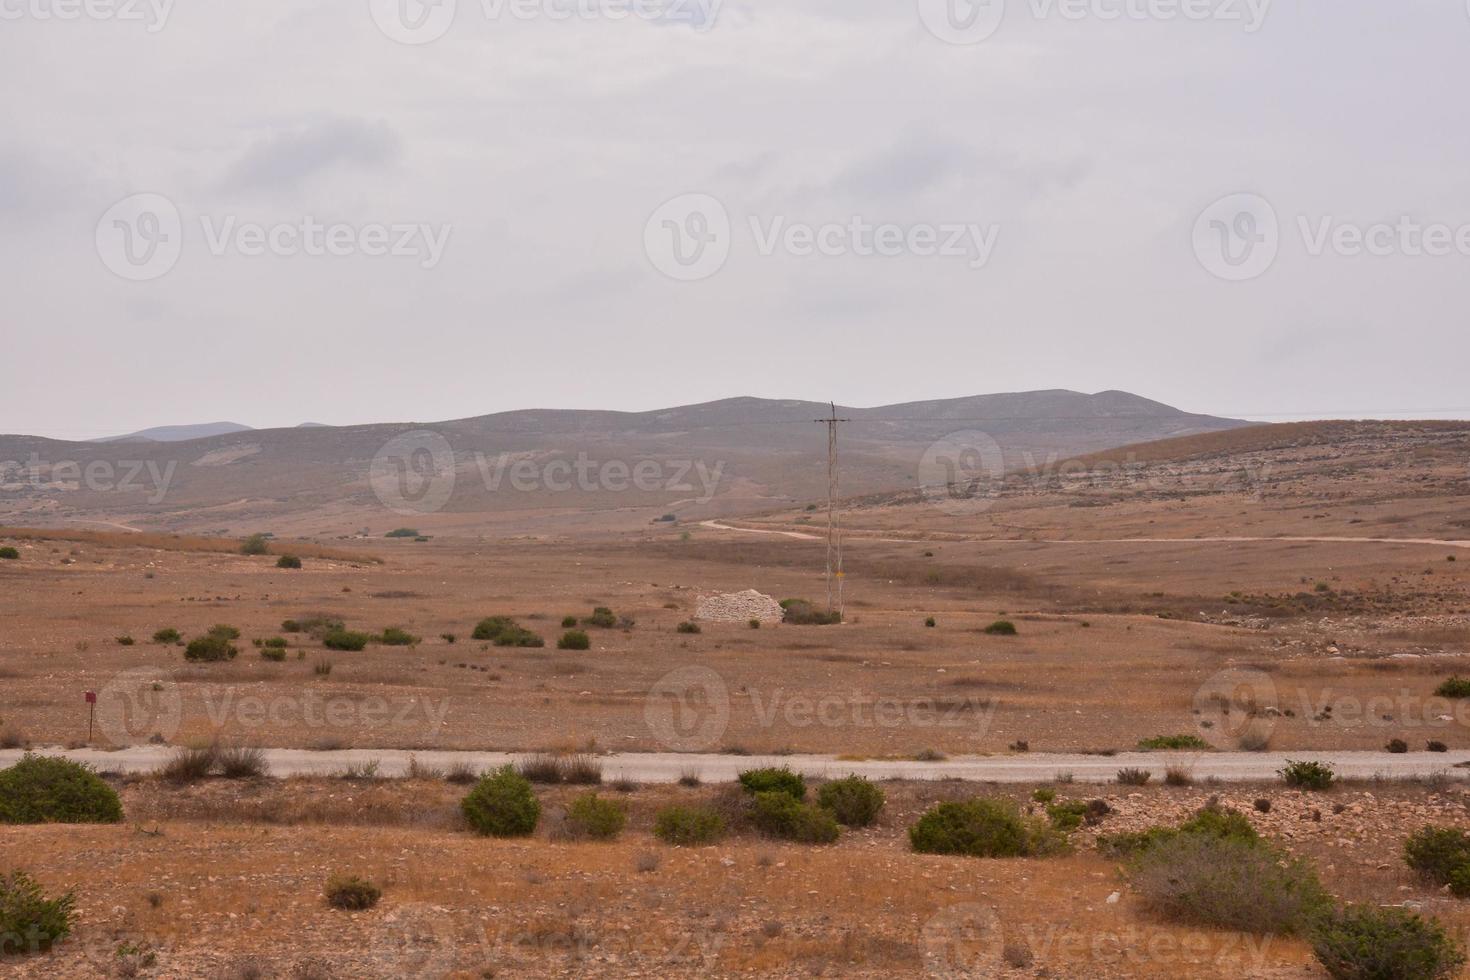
814,403,849,620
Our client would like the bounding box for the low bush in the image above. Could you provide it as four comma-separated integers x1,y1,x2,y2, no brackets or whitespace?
184,634,237,662
261,647,287,662
738,767,805,800
676,621,701,634
561,616,578,628
1435,677,1470,699
779,599,841,625
584,607,617,628
0,871,75,955
516,753,601,786
208,624,241,640
1428,740,1449,753
151,627,180,644
322,629,370,652
324,874,381,911
241,534,269,556
1404,826,1470,896
441,633,456,644
750,791,840,844
159,745,217,784
1281,760,1336,790
275,555,302,569
385,528,419,538
116,635,135,646
817,776,885,827
1311,904,1466,980
461,766,541,837
653,805,725,845
1098,802,1258,859
1137,734,1209,751
983,620,1018,636
1386,738,1409,754
909,798,1066,858
1046,800,1090,832
215,745,268,779
472,617,545,647
0,547,19,561
564,793,627,840
924,617,936,628
1130,833,1330,934
375,627,419,647
1116,768,1152,786
558,630,590,651
0,755,123,824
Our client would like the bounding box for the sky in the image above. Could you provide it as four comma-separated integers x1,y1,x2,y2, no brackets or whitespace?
3,0,1469,441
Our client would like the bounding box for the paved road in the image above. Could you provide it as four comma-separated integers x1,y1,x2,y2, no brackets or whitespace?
699,520,1470,550
5,748,1466,784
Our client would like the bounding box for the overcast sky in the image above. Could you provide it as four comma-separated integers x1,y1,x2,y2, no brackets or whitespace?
3,0,1468,441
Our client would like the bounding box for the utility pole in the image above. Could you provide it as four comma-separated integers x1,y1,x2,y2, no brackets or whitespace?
814,402,849,619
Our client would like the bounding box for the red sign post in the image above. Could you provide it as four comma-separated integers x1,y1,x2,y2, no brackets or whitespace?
84,691,97,743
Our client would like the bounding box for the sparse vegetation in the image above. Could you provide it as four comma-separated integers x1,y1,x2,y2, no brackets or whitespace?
909,798,1066,858
779,598,841,625
1137,734,1209,751
750,790,840,843
375,627,419,646
461,766,541,837
675,621,701,634
275,555,302,569
0,754,123,824
322,629,371,652
816,775,885,827
1404,826,1470,896
0,547,19,561
1311,904,1466,980
564,792,627,840
184,634,237,662
738,767,805,800
653,805,725,845
385,528,420,538
0,870,75,955
558,630,590,651
517,753,601,785
1116,767,1152,786
983,620,1018,636
1386,738,1409,754
151,627,180,644
241,534,269,556
584,606,617,628
472,616,544,647
1281,760,1336,790
1435,677,1470,699
324,874,381,911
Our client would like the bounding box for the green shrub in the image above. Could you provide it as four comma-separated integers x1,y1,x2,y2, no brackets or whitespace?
780,599,841,625
472,616,515,640
461,766,540,837
1179,804,1259,844
184,634,237,662
909,799,1066,858
376,627,419,646
1312,904,1466,980
1281,760,1336,790
585,607,617,628
1435,677,1470,699
817,776,885,827
676,621,701,634
215,745,268,779
0,755,123,824
1137,734,1209,751
558,630,590,651
1032,788,1056,804
158,745,217,783
275,555,302,569
262,636,287,649
983,620,1018,636
1404,826,1470,896
322,629,370,652
472,617,544,647
0,871,75,955
209,624,241,640
653,805,725,845
115,635,135,646
241,534,269,556
1047,800,1090,832
151,627,180,644
738,767,805,800
516,753,601,785
441,633,456,644
750,791,840,844
261,647,287,662
564,793,627,840
1097,826,1181,860
324,874,381,911
924,617,936,628
1116,768,1152,786
385,528,420,538
1130,834,1330,934
0,547,19,561
561,616,578,628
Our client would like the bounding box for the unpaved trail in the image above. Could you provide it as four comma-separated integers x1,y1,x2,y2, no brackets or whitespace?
7,747,1466,784
699,520,1470,549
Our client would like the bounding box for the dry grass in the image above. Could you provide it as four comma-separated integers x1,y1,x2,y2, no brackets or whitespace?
0,526,381,563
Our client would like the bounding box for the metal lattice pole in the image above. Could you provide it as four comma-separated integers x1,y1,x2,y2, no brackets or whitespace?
815,402,848,619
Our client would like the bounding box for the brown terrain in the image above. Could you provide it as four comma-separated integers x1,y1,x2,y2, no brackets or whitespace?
3,413,1470,977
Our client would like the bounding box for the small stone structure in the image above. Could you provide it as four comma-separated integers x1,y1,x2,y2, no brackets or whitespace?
695,589,784,624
